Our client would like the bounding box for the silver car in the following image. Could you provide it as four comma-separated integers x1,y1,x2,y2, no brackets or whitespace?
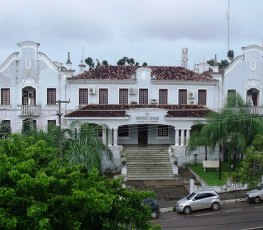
246,184,263,203
175,189,221,214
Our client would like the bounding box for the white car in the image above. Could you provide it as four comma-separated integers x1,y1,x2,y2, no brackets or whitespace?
175,189,221,214
246,184,263,203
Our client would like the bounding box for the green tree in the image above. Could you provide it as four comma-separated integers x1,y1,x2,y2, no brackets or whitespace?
219,59,229,68
227,50,234,61
85,57,95,70
96,59,101,68
187,124,210,161
117,57,127,66
0,134,160,229
188,93,263,179
236,135,263,188
128,58,135,66
102,60,109,66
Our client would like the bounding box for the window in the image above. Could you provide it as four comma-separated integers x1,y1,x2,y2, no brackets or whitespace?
118,125,129,137
47,88,56,105
99,89,108,104
159,89,168,104
158,125,168,137
47,120,56,131
79,88,89,104
228,89,236,97
1,88,10,105
139,89,148,104
178,89,187,105
198,90,207,105
22,118,36,134
0,120,11,138
119,89,128,104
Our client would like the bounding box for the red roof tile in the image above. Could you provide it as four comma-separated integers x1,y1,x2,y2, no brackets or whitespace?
68,66,215,82
65,104,210,118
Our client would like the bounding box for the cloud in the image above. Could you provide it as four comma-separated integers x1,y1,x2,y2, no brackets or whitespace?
0,0,262,69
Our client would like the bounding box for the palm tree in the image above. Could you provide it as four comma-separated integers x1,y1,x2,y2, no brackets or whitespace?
187,124,210,161
187,93,263,179
65,122,112,172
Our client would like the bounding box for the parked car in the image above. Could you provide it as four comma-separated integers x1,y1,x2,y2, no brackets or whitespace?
246,184,263,203
142,198,160,219
175,189,221,214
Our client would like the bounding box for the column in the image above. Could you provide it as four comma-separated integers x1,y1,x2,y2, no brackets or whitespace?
174,128,179,146
180,129,185,146
186,128,191,145
102,127,107,145
113,127,118,146
108,128,112,146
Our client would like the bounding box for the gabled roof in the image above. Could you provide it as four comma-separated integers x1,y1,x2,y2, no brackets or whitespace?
65,104,211,118
68,66,215,82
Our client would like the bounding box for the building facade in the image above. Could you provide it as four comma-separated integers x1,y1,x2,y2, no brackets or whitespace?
1,41,262,172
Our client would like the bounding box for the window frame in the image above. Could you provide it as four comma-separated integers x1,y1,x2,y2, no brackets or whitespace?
79,88,89,105
178,89,187,105
198,89,207,105
157,125,169,138
159,89,168,104
118,125,130,138
47,88,56,105
139,89,148,104
99,88,108,104
119,88,129,105
1,88,10,105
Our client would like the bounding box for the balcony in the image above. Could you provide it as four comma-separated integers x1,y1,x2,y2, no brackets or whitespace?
19,105,41,116
248,106,263,115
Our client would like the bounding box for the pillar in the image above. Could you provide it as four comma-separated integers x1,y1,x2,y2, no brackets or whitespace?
113,127,118,146
180,129,185,146
102,127,107,145
186,128,191,145
174,128,179,146
108,128,112,146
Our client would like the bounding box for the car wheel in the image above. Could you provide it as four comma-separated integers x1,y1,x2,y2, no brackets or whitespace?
183,206,191,214
254,196,261,204
211,202,220,211
151,211,158,219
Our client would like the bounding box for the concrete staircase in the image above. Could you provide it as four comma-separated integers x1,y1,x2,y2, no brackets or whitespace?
125,145,174,180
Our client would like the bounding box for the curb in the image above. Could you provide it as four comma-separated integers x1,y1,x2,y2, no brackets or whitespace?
159,198,247,213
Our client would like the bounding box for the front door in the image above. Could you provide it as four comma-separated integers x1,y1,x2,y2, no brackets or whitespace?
138,124,148,145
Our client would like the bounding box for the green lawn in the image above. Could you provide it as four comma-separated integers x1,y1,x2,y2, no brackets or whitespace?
187,162,232,186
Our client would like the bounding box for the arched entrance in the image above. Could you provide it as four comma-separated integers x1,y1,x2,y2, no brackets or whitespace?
22,118,36,134
22,86,36,105
247,88,259,106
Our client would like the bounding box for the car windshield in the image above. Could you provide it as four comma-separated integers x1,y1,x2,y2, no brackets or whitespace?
186,192,196,200
255,184,263,190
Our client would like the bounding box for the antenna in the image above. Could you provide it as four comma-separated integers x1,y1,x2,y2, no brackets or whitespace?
181,47,188,69
78,46,86,72
81,47,84,63
226,0,230,52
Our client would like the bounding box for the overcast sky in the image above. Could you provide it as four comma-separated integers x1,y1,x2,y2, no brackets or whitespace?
0,0,262,71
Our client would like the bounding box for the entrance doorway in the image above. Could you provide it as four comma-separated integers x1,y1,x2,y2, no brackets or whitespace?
138,124,148,145
247,88,259,106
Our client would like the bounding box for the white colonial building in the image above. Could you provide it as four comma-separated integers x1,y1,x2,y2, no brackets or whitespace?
1,41,263,178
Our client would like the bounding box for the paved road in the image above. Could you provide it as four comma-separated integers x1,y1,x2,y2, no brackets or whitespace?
153,202,263,230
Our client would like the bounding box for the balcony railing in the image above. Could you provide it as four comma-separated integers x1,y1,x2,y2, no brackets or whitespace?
248,106,263,115
19,105,41,116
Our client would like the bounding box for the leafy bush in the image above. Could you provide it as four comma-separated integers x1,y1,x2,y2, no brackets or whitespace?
0,134,157,229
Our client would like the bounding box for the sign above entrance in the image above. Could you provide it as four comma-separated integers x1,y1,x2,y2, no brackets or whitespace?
136,113,159,123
